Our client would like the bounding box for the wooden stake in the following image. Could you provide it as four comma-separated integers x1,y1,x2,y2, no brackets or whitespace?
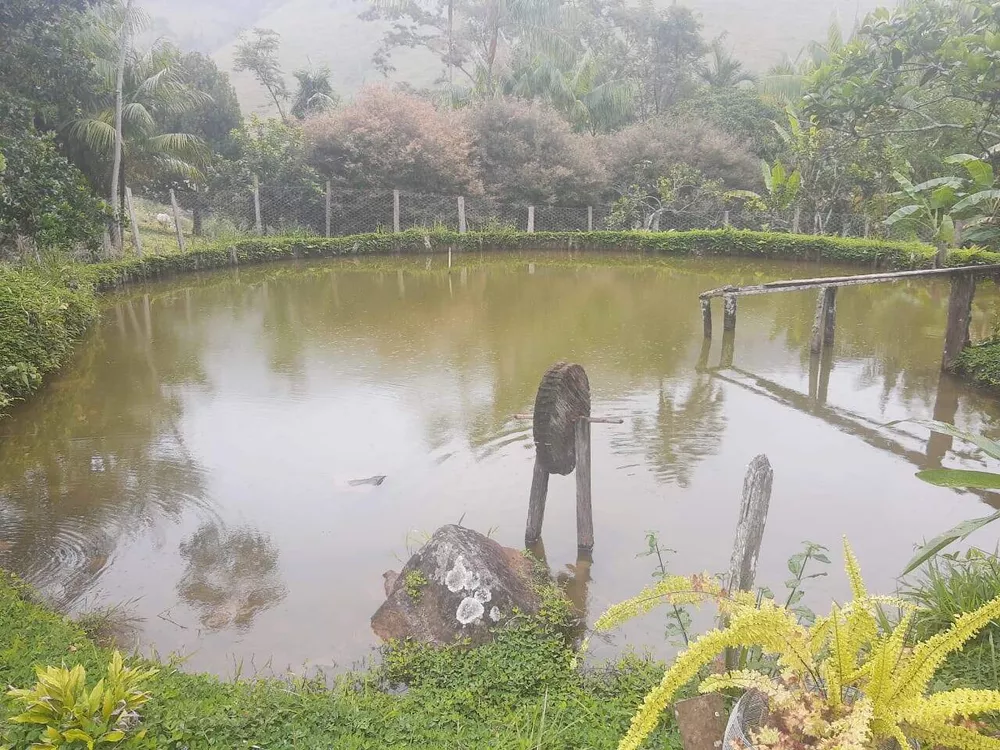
169,189,185,252
525,459,549,543
727,454,773,594
458,196,467,233
810,286,837,354
723,293,737,332
701,298,712,339
575,418,593,550
253,175,262,234
125,186,142,257
587,205,593,232
393,189,401,233
527,205,535,233
448,247,453,269
325,180,332,237
942,272,976,371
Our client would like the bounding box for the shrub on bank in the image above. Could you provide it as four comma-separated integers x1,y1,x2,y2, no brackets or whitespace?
955,338,1000,390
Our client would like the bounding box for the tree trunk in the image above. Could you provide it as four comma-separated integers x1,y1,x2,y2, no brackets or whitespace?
109,0,133,257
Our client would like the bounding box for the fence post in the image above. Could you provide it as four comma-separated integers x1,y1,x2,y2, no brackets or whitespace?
701,298,712,339
575,418,594,550
864,217,871,239
723,293,737,332
723,210,730,228
253,175,263,234
393,189,401,233
792,206,801,234
325,180,332,238
587,205,593,232
527,205,535,233
169,188,186,253
124,186,142,257
810,286,837,355
942,273,976,372
458,196,467,233
727,454,774,595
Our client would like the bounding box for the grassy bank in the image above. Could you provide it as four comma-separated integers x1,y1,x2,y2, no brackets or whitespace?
5,227,993,419
955,339,1000,391
0,571,680,750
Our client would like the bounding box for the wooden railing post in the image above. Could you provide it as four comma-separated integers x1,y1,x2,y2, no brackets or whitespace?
723,293,737,332
527,205,535,233
169,188,186,252
810,286,837,355
458,196,467,233
942,272,976,371
393,189,401,233
575,418,594,550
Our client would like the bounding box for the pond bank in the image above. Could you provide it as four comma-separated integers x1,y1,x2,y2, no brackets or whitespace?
0,571,681,749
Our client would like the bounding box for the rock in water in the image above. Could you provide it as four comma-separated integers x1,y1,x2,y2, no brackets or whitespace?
371,525,541,645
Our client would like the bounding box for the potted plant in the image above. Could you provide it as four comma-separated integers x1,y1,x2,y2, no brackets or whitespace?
594,540,1000,750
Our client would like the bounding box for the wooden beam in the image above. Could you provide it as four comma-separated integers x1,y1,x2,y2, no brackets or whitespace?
701,298,712,339
723,293,737,332
525,459,549,543
575,419,593,550
942,272,976,371
700,264,1000,300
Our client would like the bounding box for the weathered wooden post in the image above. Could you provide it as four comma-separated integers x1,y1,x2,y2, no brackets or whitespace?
728,454,773,594
393,189,401,233
124,186,142,257
723,293,737,332
458,196,467,234
169,188,186,252
527,205,535,233
720,330,736,369
942,272,976,371
253,175,263,234
809,286,837,355
325,180,332,238
701,298,712,339
587,205,594,232
575,418,593,549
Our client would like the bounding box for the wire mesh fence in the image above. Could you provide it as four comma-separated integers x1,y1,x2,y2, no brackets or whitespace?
129,179,924,255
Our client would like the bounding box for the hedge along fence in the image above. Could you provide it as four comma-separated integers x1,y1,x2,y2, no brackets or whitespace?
6,228,999,417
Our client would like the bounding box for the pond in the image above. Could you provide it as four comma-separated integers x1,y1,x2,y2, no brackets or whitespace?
2,252,999,676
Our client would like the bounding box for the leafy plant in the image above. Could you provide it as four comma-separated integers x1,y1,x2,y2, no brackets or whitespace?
903,419,1000,574
404,570,429,603
3,651,157,749
780,540,830,625
637,531,692,646
595,538,1000,750
727,160,802,214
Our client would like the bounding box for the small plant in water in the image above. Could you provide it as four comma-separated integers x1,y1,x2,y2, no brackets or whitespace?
3,651,157,750
404,570,429,603
596,539,1000,750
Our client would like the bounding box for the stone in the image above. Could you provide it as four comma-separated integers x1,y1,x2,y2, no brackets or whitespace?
371,525,541,645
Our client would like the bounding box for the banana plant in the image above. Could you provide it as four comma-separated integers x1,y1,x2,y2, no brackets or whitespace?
726,159,801,212
902,419,1000,574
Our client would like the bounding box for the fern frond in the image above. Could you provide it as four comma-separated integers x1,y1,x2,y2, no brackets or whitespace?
866,611,915,714
900,689,1000,725
698,670,793,707
843,538,867,600
593,573,723,632
890,595,1000,702
908,720,1000,750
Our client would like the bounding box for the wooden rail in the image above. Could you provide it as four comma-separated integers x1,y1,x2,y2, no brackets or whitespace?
699,264,1000,371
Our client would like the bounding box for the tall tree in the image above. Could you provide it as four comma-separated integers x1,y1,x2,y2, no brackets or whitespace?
234,28,289,122
698,36,753,88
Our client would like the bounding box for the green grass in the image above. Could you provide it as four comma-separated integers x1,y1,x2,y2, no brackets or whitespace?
0,571,682,750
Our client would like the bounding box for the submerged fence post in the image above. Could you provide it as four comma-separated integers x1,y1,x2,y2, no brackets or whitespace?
810,286,837,355
393,189,401,233
575,418,594,550
942,272,976,371
525,460,550,544
458,196,467,234
253,175,263,234
701,298,712,339
723,293,737,332
125,186,142,257
587,205,593,232
169,188,186,253
325,180,332,238
527,205,535,233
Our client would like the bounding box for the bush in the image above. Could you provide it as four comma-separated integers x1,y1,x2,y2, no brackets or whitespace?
0,265,97,414
601,117,760,194
671,87,785,160
303,85,481,195
955,338,1000,390
462,98,607,204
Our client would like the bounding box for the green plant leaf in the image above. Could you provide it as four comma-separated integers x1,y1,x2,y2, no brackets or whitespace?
899,419,1000,460
61,729,94,743
885,204,921,224
915,469,1000,489
902,511,1000,575
101,729,126,742
953,188,1000,212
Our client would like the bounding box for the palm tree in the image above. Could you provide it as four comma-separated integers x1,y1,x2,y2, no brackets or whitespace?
756,16,848,106
698,37,754,88
69,0,208,253
291,66,338,120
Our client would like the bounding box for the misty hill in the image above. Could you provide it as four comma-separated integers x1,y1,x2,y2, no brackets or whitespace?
140,0,887,116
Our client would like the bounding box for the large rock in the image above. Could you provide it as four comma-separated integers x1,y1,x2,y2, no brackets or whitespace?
371,525,541,644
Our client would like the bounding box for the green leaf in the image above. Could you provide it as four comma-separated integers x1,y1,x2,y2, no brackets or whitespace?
915,469,1000,489
929,185,958,210
62,729,94,743
101,730,126,743
899,419,1000,460
952,188,1000,212
902,511,1000,575
885,204,921,225
912,176,964,193
812,553,831,564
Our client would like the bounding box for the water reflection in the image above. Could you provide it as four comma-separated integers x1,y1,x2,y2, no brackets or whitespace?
177,523,286,632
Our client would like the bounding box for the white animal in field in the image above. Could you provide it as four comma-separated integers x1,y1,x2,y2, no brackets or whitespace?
156,213,174,229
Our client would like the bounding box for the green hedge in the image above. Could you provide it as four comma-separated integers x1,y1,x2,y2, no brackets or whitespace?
0,265,97,413
955,339,1000,390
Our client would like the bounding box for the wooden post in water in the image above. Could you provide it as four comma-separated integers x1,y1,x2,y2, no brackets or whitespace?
393,189,401,233
527,205,535,233
575,418,594,550
325,180,332,238
125,186,142,257
723,293,737,332
701,298,712,339
810,286,837,355
253,175,263,234
587,206,593,232
525,460,550,544
458,196,467,234
942,272,976,371
169,189,186,252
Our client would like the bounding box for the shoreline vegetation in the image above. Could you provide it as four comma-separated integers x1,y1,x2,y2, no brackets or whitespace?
9,226,1000,420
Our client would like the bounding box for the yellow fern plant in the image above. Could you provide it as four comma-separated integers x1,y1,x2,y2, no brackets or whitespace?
595,539,1000,750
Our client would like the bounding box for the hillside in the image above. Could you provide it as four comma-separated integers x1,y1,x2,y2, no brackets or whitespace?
140,0,887,116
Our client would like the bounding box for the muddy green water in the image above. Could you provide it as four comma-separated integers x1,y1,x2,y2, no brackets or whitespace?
2,252,1000,676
